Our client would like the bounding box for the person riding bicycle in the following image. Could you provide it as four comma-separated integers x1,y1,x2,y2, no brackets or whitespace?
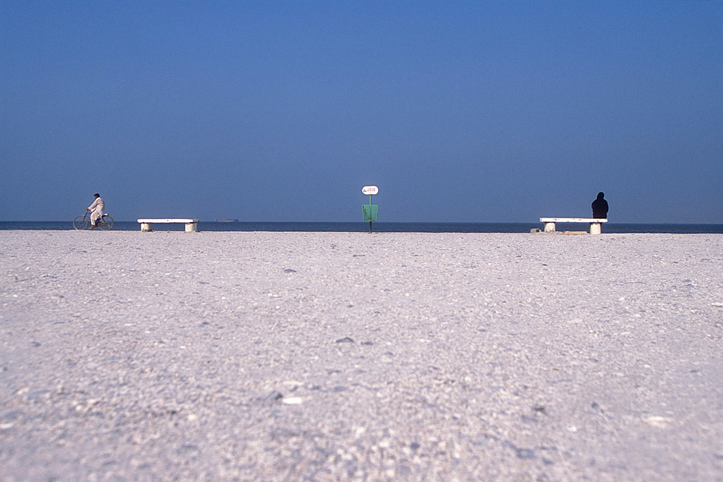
87,193,105,228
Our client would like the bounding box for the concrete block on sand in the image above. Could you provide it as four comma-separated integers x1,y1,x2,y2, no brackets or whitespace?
1,231,722,480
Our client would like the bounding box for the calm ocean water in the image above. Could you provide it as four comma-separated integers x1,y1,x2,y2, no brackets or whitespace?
1,221,722,234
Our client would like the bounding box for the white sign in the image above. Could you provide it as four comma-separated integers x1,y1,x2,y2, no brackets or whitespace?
362,186,379,195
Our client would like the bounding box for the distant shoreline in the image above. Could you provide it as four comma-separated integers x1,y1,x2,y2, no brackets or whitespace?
1,221,722,234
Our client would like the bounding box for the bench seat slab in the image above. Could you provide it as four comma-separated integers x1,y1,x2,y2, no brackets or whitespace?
539,218,607,223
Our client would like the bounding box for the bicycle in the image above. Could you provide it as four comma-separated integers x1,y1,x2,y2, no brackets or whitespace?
73,210,114,230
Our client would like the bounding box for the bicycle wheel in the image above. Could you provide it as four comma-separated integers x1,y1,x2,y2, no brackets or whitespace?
73,215,88,230
100,215,114,230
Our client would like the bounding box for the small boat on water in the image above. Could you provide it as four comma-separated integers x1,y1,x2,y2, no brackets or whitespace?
215,219,239,222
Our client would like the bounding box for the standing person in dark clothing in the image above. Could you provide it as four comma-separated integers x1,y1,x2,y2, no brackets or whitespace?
592,192,609,219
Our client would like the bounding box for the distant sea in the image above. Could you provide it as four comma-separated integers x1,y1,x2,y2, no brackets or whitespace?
1,221,722,234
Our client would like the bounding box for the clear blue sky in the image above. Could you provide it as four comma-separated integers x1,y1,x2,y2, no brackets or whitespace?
1,1,721,223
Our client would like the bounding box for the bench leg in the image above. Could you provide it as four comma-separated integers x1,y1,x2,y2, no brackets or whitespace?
185,222,198,233
543,222,556,233
589,222,602,235
141,223,152,232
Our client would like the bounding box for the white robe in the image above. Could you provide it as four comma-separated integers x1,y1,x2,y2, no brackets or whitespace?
88,197,105,225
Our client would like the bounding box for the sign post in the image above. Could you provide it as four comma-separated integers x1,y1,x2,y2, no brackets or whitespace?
361,186,379,233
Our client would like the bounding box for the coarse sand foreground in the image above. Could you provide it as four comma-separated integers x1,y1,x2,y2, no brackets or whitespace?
1,231,722,481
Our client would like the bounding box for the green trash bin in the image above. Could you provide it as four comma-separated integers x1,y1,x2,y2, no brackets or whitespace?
362,204,378,222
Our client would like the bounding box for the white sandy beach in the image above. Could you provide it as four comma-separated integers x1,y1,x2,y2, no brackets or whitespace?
1,231,722,481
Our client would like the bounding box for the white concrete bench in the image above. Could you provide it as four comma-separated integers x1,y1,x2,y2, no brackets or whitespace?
137,218,199,232
540,218,607,234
